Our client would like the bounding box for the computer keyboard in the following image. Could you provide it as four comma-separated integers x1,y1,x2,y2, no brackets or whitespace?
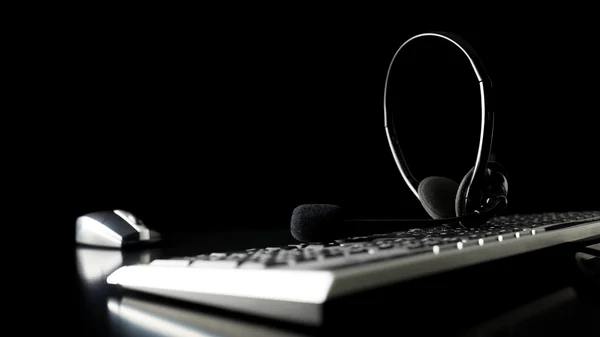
107,211,600,325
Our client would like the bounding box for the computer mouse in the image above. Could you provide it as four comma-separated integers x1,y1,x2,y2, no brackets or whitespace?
75,209,161,248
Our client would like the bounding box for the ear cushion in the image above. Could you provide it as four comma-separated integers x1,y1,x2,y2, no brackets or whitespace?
418,176,459,219
455,166,476,217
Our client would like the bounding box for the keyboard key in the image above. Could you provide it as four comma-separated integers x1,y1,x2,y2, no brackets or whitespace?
238,260,285,269
405,242,425,249
349,246,369,254
266,247,281,251
376,242,393,249
225,253,248,260
149,259,191,267
190,260,239,268
285,245,420,270
323,247,346,257
210,253,227,259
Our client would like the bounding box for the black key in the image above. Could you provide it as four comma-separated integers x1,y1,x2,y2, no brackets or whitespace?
375,241,394,249
225,253,248,261
421,236,442,241
303,250,320,259
392,234,418,240
195,254,211,260
391,238,407,244
406,242,425,249
441,237,460,244
323,247,346,257
239,260,277,269
349,245,369,254
423,239,442,246
274,254,290,263
372,238,397,244
296,254,319,263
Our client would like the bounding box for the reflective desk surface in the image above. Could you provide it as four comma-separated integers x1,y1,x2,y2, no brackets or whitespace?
74,228,600,337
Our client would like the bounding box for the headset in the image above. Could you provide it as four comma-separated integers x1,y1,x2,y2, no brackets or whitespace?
384,31,508,227
290,31,509,242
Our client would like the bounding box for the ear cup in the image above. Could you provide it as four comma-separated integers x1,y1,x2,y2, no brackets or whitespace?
455,162,509,218
455,166,476,217
486,161,509,197
418,176,459,219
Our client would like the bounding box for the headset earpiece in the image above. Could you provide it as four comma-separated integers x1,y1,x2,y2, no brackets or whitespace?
455,166,477,217
418,176,459,219
455,161,509,226
486,161,509,197
484,161,509,209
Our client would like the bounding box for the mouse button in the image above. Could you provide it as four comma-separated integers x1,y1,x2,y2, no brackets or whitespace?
75,212,107,237
75,213,123,247
81,211,108,223
121,228,162,245
114,210,145,227
107,210,140,237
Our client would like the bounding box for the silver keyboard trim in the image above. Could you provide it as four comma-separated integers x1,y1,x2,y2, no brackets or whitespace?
107,220,600,325
107,267,334,304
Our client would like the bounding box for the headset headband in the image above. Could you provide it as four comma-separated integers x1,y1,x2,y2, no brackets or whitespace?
383,31,495,205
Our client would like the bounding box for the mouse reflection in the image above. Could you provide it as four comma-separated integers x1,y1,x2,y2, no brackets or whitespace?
76,247,161,285
107,295,311,337
76,248,124,283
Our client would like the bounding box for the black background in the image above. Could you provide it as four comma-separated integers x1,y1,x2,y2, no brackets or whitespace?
12,10,598,334
28,16,598,245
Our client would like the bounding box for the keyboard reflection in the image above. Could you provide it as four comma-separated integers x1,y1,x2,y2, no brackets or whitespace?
107,295,313,337
106,286,599,337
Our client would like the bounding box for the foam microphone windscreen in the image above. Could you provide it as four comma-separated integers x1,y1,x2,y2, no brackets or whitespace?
290,204,342,242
